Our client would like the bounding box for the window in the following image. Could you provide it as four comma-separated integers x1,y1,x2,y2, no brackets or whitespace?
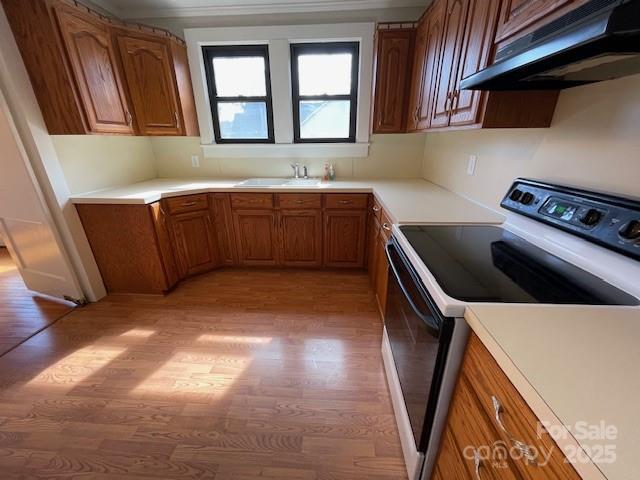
202,45,275,143
290,42,359,143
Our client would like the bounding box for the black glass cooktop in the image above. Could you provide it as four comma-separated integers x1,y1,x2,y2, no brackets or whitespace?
399,225,639,305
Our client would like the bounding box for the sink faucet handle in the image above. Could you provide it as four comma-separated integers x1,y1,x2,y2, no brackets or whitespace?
302,165,308,179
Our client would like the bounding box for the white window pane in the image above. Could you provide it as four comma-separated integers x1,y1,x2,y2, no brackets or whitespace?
299,100,350,139
213,57,266,97
218,102,269,139
298,53,352,96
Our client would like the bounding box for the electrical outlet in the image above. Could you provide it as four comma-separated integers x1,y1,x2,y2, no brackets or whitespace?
466,155,477,176
191,155,200,168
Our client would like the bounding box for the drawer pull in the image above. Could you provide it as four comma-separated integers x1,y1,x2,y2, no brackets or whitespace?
472,448,483,480
296,200,304,204
181,201,198,207
492,396,538,465
338,200,352,204
382,223,391,231
372,205,381,212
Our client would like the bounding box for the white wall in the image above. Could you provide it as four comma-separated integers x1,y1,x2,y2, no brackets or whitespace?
51,136,157,194
422,74,640,211
151,133,427,179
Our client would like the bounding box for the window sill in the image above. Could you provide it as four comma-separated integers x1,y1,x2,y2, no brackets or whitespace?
201,142,370,158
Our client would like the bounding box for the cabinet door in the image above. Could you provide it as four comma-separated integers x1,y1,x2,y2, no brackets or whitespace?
150,202,179,289
374,229,389,316
372,28,414,133
55,6,134,134
278,210,322,267
170,210,219,278
323,210,367,268
232,210,279,266
430,0,470,129
407,2,445,132
210,193,238,266
367,211,380,284
496,0,574,43
449,0,500,127
117,35,182,135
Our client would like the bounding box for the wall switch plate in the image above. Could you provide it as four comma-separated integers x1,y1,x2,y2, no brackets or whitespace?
466,155,477,176
191,155,200,168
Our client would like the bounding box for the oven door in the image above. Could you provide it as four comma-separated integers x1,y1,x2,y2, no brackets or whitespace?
384,237,453,453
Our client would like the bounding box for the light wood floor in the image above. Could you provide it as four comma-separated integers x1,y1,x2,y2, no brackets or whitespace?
0,268,407,479
0,248,73,356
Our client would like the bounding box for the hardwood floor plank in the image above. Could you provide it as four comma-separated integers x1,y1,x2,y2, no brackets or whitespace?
0,269,406,479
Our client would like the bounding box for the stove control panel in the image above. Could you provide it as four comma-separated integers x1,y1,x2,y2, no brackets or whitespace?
501,179,640,261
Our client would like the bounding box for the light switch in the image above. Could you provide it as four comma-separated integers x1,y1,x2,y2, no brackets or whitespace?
467,155,477,176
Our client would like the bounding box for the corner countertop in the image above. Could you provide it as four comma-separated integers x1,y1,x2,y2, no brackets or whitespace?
69,178,505,225
466,304,640,480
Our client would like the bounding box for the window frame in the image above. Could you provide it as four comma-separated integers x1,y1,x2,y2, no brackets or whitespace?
202,44,275,144
290,42,360,144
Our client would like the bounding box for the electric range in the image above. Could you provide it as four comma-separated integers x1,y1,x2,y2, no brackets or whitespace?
381,179,640,480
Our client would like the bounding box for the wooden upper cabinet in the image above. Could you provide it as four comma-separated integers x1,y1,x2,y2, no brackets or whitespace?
372,26,415,133
2,0,198,136
54,5,133,135
496,0,576,43
169,209,219,278
117,34,182,136
407,3,445,132
323,210,367,268
430,0,470,129
449,0,501,127
278,209,323,267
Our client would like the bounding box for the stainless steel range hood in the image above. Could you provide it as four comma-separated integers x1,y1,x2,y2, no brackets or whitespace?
460,0,640,91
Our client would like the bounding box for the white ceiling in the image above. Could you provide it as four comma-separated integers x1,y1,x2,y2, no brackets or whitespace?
91,0,427,19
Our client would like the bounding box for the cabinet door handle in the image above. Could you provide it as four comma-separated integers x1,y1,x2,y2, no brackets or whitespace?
372,205,381,212
382,223,391,231
491,396,538,464
125,110,133,126
174,111,180,129
472,448,483,480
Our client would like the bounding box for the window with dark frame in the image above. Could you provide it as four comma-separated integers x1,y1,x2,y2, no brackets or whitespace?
202,45,275,144
290,42,359,143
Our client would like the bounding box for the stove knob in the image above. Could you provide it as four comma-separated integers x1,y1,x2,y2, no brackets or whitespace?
579,209,601,227
520,192,535,205
619,220,640,241
509,189,523,202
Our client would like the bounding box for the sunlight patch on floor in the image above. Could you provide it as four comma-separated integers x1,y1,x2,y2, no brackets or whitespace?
26,344,126,392
196,334,273,345
119,328,156,338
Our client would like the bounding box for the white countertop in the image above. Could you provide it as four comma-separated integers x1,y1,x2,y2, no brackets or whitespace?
466,304,640,480
69,178,505,225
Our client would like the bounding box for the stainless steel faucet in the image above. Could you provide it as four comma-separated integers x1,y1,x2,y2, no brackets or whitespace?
302,165,308,179
291,163,300,179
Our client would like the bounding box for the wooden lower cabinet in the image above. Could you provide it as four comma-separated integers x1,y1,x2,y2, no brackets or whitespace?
210,193,238,266
78,192,375,294
431,333,581,479
278,209,323,267
374,230,389,315
323,210,367,268
168,210,219,278
232,210,280,267
76,203,177,294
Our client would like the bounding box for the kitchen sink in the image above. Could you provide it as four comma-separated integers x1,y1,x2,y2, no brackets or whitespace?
235,178,321,187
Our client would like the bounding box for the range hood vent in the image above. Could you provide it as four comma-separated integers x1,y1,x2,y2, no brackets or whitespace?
460,0,640,91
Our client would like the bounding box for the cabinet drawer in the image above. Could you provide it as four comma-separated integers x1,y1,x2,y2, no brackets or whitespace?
464,334,581,479
324,194,369,209
230,193,274,209
277,193,321,209
165,194,209,214
371,196,383,221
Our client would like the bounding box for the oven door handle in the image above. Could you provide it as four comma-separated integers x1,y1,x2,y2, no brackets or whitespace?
386,241,441,335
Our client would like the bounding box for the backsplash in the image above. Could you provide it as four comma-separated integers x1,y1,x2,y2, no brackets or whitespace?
150,133,426,180
422,74,640,211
